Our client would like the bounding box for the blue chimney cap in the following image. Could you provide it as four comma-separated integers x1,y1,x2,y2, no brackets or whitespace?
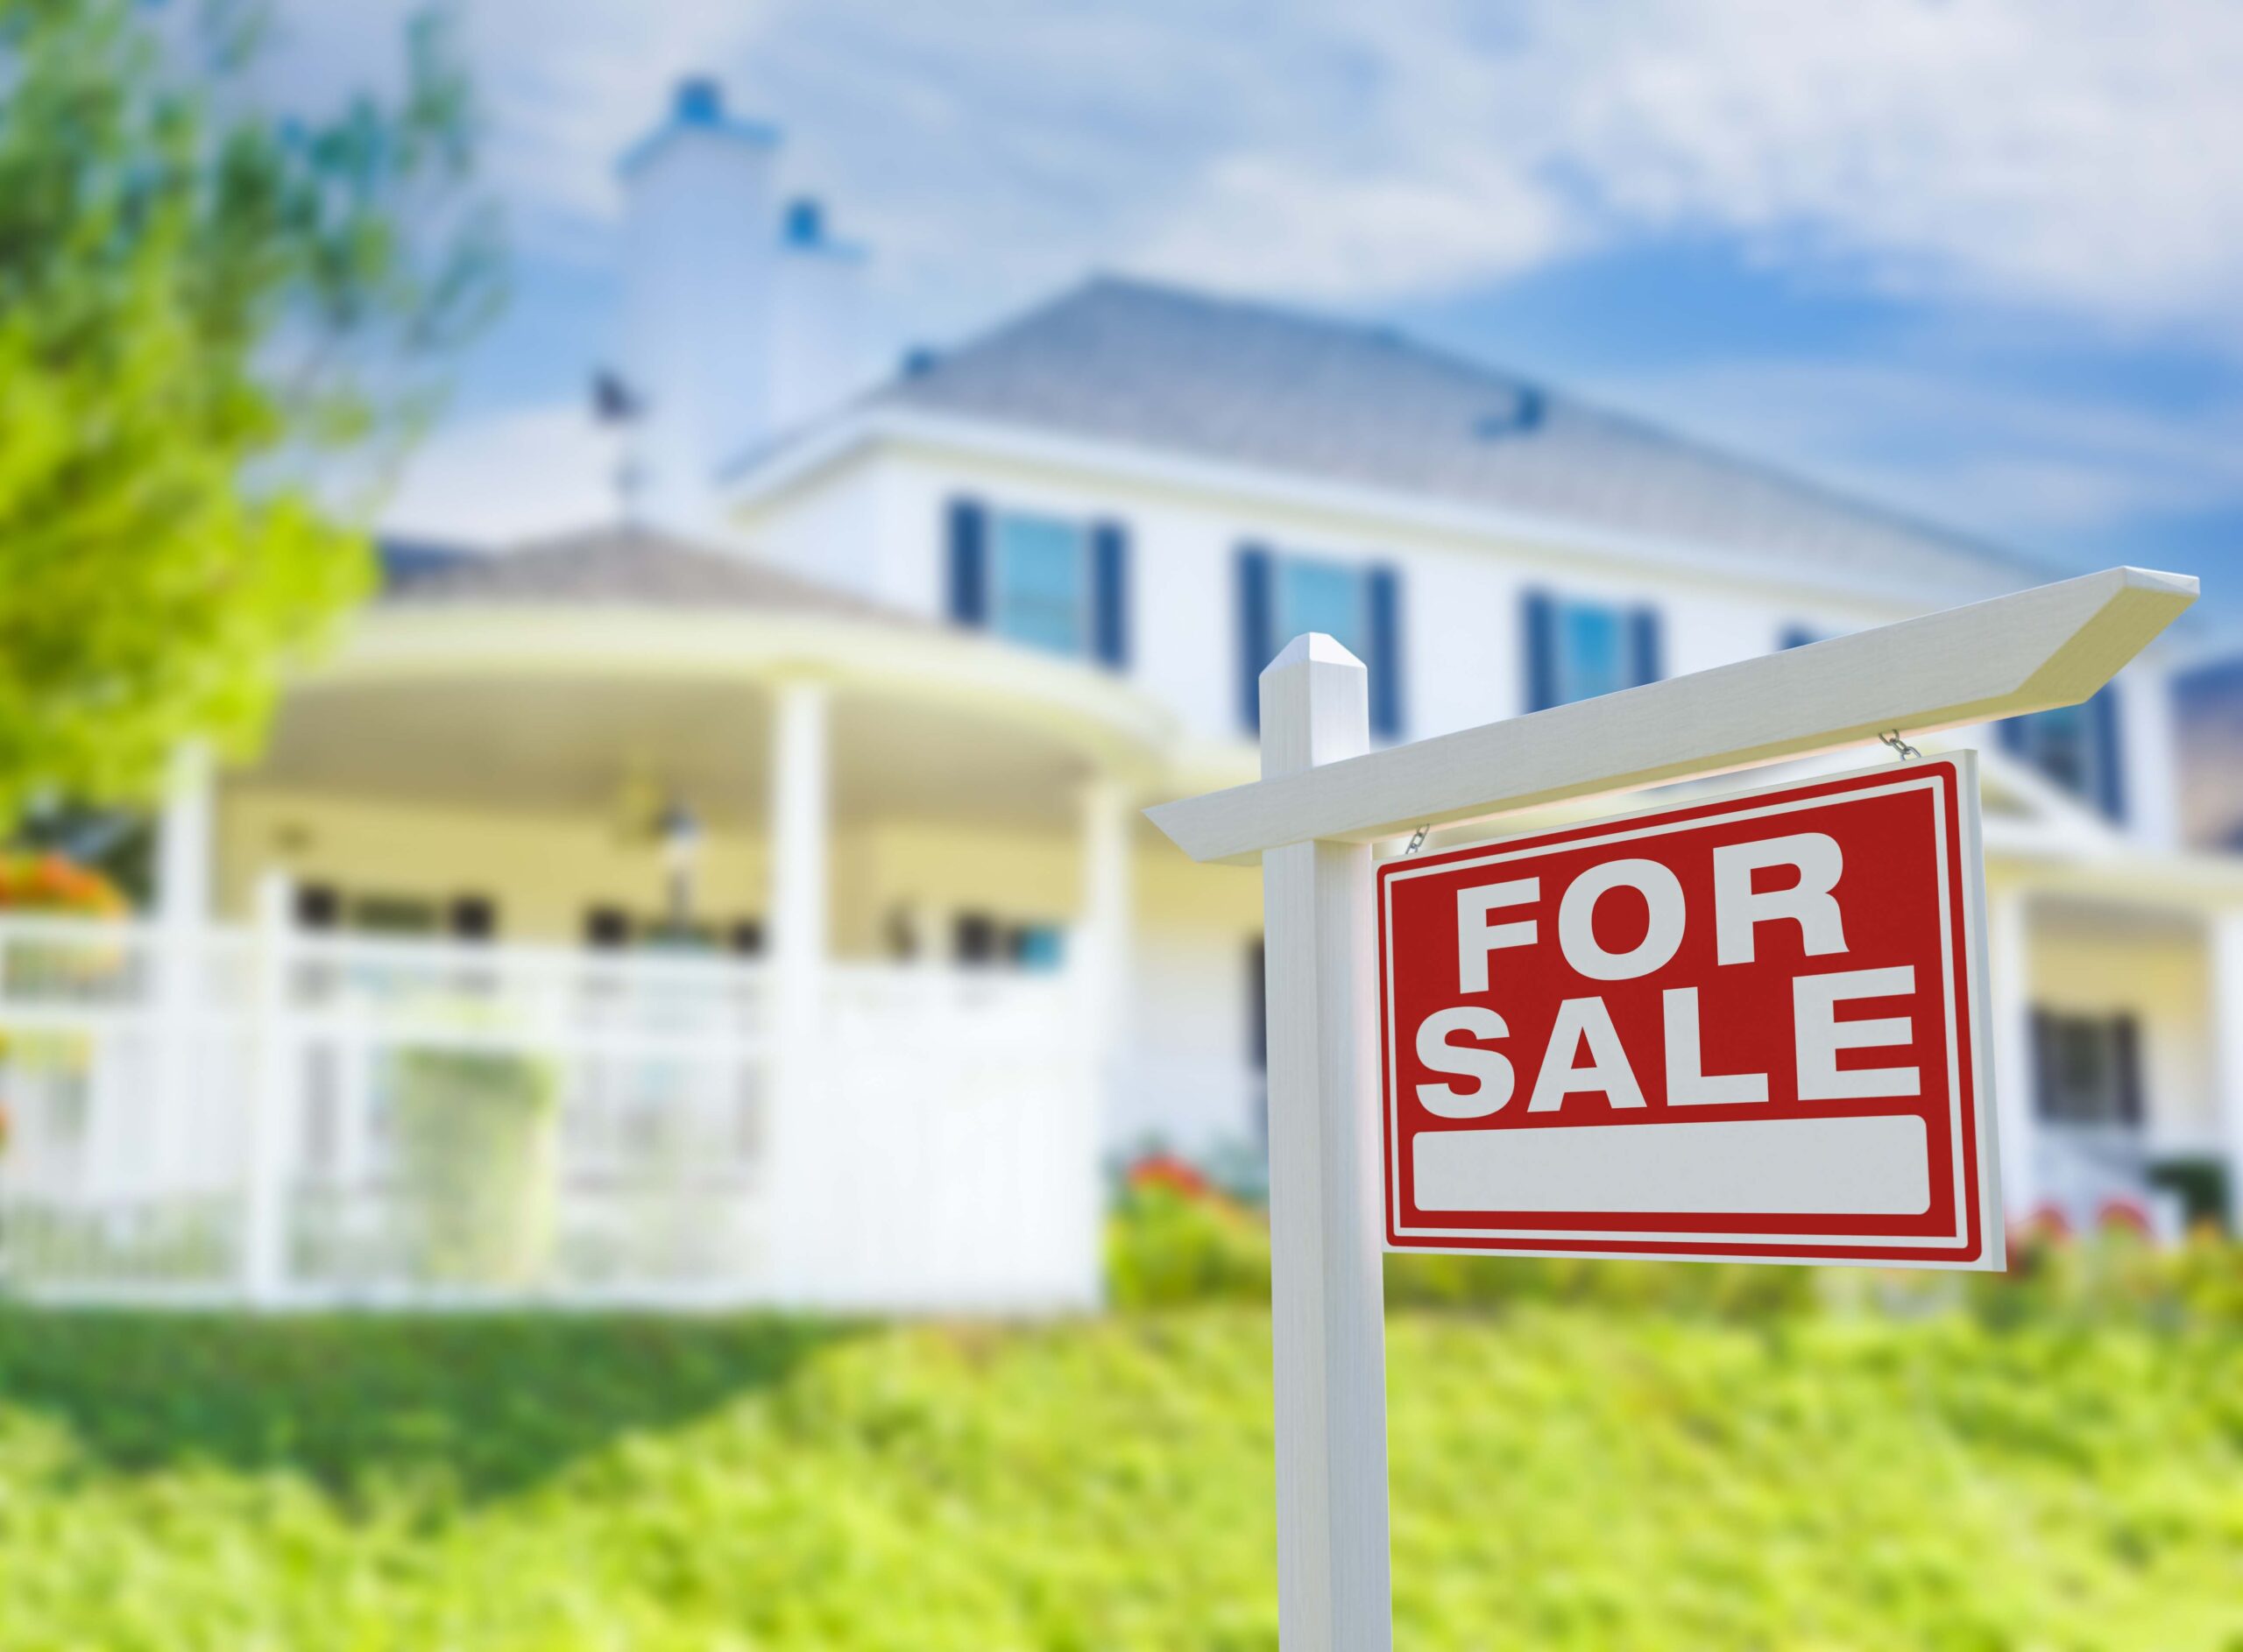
676,78,725,124
620,80,780,177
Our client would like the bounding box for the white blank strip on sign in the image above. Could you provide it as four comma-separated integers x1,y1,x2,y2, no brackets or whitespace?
1412,1114,1931,1217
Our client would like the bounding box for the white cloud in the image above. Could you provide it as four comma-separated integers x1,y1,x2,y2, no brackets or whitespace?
1594,357,2243,548
1535,0,2243,326
379,402,624,546
265,0,2243,341
263,0,2243,551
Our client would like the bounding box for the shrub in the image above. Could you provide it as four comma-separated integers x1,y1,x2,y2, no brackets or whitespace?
1106,1183,1271,1307
1107,1183,2243,1328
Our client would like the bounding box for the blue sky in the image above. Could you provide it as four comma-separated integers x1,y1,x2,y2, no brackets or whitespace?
305,0,2243,636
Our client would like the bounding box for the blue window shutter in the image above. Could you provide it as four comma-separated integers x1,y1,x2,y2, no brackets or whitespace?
1522,589,1556,712
1630,605,1663,687
945,498,987,626
1367,565,1403,739
2092,686,2126,822
1091,520,1129,670
1237,544,1273,731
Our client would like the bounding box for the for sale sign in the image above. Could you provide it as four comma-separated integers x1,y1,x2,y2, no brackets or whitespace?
1378,755,2000,1268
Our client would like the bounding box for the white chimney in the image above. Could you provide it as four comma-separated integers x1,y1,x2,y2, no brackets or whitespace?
769,197,881,431
619,79,779,529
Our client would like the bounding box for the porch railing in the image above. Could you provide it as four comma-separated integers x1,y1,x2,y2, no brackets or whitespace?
0,913,1098,1310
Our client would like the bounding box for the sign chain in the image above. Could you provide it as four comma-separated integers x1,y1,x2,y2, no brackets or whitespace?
1403,823,1430,856
1879,729,1923,762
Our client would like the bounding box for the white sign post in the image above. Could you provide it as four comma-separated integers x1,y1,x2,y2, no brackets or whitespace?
1148,566,2195,1652
1257,635,1392,1652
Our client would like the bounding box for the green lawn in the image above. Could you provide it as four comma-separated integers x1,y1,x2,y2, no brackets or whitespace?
0,1269,2238,1650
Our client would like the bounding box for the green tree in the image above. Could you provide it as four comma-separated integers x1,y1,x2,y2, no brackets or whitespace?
0,0,502,826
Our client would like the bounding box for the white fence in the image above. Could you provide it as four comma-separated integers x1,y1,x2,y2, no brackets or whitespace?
0,913,1099,1310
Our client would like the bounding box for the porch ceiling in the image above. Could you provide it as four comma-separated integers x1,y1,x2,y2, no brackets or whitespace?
246,673,1120,832
238,600,1182,830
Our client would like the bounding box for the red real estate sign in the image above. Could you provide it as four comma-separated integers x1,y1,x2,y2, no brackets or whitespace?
1377,755,2002,1268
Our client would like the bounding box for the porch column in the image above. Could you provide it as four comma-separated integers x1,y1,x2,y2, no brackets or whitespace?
1987,886,2038,1225
1076,778,1133,1062
2208,909,2243,1230
155,742,215,935
151,742,214,1195
1072,778,1133,1301
767,679,830,1303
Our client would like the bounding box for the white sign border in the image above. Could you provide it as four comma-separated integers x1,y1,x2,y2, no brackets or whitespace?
1377,752,2004,1270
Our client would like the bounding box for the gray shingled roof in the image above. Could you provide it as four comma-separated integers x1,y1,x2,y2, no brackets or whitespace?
380,525,919,625
871,276,2059,597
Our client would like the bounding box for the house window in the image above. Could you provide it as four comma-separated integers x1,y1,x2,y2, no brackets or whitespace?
1246,939,1266,1073
2031,1009,2141,1126
952,911,1065,970
945,498,1129,668
449,895,496,942
1236,547,1403,737
1012,924,1065,972
1524,591,1662,711
346,893,440,935
993,512,1093,656
954,912,1003,967
1555,604,1628,703
1247,937,1269,1147
1274,555,1369,659
2001,689,2124,819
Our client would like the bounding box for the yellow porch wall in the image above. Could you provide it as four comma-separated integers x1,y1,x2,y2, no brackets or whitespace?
216,788,1262,954
2031,913,2217,1138
849,816,1262,953
217,787,778,944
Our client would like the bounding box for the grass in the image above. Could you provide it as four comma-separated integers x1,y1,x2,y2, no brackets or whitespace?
0,1275,2238,1649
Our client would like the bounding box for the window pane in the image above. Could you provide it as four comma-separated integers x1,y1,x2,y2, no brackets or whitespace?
1554,602,1628,704
1275,557,1366,658
2038,1012,2131,1126
993,513,1088,656
2021,703,2094,800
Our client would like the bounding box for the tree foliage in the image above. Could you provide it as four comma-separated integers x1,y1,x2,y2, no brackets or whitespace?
0,0,501,823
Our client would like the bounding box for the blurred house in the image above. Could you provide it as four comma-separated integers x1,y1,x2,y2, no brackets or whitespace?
2,80,2238,1309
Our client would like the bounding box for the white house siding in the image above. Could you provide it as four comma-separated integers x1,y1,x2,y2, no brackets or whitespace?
1122,849,1263,1157
739,441,1946,755
728,434,2234,1181
732,455,893,602
2117,660,2183,848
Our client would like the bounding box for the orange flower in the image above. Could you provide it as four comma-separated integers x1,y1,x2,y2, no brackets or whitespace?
1127,1152,1215,1201
0,851,126,917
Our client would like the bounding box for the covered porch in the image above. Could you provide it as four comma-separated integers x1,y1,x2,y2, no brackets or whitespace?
1985,855,2243,1237
0,533,1177,1309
